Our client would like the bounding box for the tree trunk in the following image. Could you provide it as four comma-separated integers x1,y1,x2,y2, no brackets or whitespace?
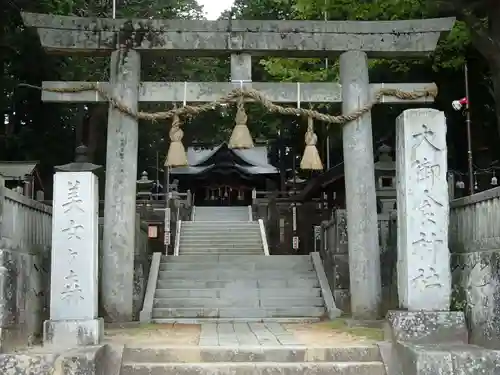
87,105,107,162
490,61,500,139
489,1,500,138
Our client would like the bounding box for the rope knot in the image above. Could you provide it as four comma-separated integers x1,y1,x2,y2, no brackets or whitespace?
165,112,188,167
235,97,248,125
305,117,317,146
229,96,253,149
169,114,184,142
300,117,323,170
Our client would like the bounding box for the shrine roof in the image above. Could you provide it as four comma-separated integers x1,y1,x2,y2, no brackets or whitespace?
171,143,278,175
0,161,38,180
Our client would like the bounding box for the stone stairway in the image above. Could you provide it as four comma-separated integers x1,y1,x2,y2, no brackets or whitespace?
193,206,250,221
150,255,327,322
179,221,264,255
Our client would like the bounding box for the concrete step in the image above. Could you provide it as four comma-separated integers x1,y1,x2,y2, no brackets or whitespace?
157,279,320,289
179,237,262,243
179,251,264,255
161,255,311,263
151,317,321,324
179,250,264,254
123,346,382,363
154,288,322,298
158,262,313,271
179,242,263,248
181,228,260,233
179,248,264,254
179,248,263,253
193,216,250,219
181,232,260,237
121,362,385,375
153,297,324,308
151,307,326,318
157,271,317,280
182,223,258,227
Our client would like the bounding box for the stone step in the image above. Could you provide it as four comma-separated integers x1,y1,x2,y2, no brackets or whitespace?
123,346,382,363
158,262,314,271
179,250,264,255
151,317,321,324
157,271,316,280
179,237,262,243
161,255,311,263
180,229,259,234
183,223,258,227
157,279,320,289
179,250,264,254
154,288,322,298
121,362,385,375
181,226,259,231
181,232,259,236
179,251,264,255
179,242,263,248
193,216,250,220
153,297,325,308
151,307,326,318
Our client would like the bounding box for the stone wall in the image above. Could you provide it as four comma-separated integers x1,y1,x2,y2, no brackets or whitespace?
450,187,500,349
98,214,150,321
0,177,52,351
320,209,398,314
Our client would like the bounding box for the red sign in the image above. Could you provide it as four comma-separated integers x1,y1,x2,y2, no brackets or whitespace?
148,226,158,238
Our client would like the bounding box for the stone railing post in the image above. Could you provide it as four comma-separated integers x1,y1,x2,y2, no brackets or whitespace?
0,174,4,238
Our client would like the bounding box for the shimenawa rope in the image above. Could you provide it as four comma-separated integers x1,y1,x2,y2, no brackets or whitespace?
20,82,438,169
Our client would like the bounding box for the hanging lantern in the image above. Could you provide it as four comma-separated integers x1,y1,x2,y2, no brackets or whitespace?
455,180,465,189
492,173,498,186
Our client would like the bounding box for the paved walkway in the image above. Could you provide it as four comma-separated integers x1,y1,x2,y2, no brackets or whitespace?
199,322,303,346
103,321,379,348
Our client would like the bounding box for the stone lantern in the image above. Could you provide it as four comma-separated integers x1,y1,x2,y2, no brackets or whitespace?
374,144,396,213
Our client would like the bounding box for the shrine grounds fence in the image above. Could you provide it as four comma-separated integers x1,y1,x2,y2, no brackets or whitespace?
0,176,52,351
319,186,500,348
2,170,500,349
320,210,398,314
98,215,150,321
449,186,500,349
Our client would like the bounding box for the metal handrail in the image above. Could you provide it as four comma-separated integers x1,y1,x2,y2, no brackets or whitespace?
258,219,270,256
248,205,253,221
174,219,182,256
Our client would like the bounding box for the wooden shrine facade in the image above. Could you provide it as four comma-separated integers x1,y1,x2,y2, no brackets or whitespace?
170,143,279,206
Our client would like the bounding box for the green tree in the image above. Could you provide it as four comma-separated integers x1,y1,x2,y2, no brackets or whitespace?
432,0,500,137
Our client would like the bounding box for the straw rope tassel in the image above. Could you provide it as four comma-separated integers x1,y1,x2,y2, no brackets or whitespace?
165,113,188,167
228,96,254,149
300,117,323,170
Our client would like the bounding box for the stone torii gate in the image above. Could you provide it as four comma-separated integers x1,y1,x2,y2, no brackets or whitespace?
22,12,454,321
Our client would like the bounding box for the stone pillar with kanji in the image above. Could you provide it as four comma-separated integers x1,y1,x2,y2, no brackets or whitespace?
43,145,103,347
396,109,451,311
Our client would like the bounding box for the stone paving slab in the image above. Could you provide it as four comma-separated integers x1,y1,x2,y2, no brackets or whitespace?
197,322,303,346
